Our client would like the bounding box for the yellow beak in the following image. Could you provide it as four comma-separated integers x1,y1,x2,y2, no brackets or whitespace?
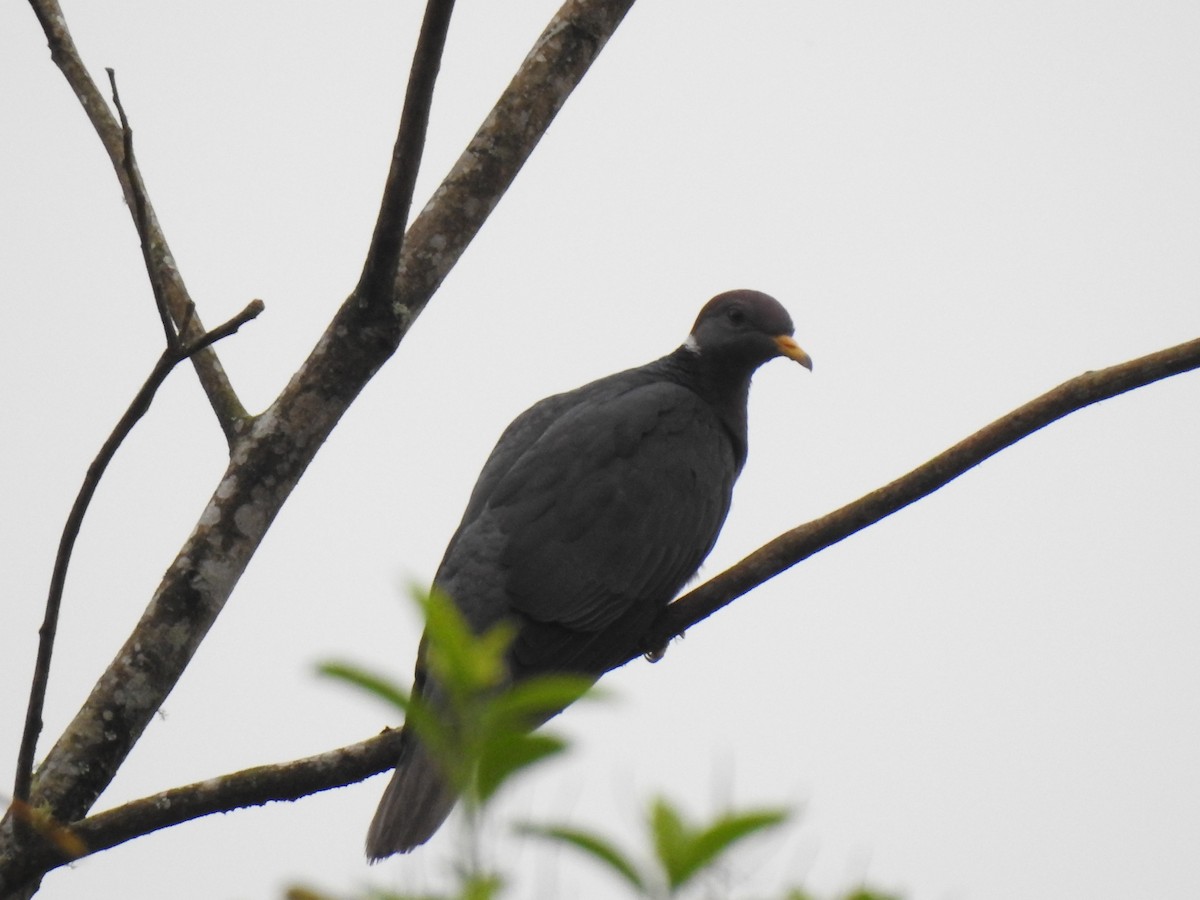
774,335,813,371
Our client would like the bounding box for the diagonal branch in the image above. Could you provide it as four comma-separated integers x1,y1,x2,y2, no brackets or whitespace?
639,333,1200,656
356,0,457,304
5,334,1197,889
26,0,248,442
106,67,182,352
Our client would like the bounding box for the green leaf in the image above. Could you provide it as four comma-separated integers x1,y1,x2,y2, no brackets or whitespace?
459,873,504,900
649,796,692,889
487,674,598,728
316,662,412,713
518,824,645,893
671,808,788,889
419,588,513,697
316,661,454,767
475,732,567,803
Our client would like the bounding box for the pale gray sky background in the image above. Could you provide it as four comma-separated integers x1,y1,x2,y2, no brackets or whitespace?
3,3,1199,898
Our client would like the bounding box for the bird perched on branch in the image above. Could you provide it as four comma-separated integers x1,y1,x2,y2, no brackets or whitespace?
367,289,811,859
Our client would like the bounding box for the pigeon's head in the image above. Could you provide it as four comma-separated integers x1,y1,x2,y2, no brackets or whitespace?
687,289,813,372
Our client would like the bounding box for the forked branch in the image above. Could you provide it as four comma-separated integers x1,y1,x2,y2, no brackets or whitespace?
27,0,249,440
10,300,264,811
9,54,266,815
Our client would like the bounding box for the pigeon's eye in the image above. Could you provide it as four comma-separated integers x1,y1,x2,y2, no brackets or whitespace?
726,307,746,326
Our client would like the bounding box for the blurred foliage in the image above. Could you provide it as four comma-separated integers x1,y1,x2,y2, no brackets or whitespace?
298,589,902,900
320,587,594,810
520,795,789,896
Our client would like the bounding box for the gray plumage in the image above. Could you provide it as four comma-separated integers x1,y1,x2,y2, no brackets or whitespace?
366,290,811,859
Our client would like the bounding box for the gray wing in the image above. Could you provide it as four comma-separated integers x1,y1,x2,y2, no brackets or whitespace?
434,379,738,678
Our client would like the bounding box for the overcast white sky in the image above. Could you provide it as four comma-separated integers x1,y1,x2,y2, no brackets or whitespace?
3,2,1199,898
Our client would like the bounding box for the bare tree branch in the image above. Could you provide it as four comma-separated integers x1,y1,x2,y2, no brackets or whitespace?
1,5,636,894
0,732,405,888
638,334,1200,658
26,0,248,441
184,301,266,355
356,0,457,304
387,1,639,319
4,334,1197,891
10,301,264,811
105,67,182,352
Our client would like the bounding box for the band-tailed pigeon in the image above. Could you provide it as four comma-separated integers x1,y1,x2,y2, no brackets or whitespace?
367,289,811,858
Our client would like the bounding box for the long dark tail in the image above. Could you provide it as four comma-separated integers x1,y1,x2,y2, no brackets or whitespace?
365,728,458,860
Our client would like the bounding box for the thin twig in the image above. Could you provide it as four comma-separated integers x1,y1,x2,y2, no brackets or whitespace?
356,0,457,304
106,68,177,351
10,301,264,809
184,300,265,355
26,0,249,441
7,334,1197,885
